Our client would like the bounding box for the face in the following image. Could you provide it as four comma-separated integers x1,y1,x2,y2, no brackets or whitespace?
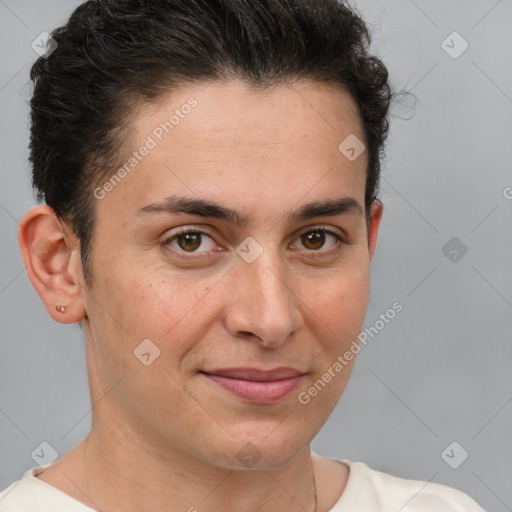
78,80,382,469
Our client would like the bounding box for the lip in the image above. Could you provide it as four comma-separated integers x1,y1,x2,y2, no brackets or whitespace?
201,367,304,403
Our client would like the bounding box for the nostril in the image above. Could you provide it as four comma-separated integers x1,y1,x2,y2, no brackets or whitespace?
238,331,263,341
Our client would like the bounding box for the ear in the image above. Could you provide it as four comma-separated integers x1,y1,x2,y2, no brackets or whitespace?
18,204,87,324
367,199,383,262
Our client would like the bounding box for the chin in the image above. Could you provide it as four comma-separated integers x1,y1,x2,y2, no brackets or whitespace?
199,424,310,471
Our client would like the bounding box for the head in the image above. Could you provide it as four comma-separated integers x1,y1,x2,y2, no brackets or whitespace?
19,0,397,470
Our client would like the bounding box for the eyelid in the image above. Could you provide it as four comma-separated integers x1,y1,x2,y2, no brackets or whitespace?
293,224,346,242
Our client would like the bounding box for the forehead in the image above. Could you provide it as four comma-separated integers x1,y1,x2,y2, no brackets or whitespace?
96,79,367,225
134,79,364,148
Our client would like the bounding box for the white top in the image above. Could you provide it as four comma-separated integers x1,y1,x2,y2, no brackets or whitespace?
0,459,486,511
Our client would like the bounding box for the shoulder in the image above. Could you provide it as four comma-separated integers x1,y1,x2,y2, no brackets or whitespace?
0,464,93,512
331,459,486,511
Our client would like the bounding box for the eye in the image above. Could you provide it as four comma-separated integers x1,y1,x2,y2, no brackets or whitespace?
161,225,345,260
162,228,217,255
292,228,344,252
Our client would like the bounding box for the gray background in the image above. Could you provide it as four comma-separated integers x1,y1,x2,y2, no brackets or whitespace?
1,1,511,510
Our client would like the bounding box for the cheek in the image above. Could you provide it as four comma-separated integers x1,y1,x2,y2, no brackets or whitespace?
306,264,370,343
84,267,218,428
299,281,368,418
112,269,220,361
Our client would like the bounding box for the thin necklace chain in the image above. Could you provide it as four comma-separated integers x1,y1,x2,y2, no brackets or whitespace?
312,459,318,512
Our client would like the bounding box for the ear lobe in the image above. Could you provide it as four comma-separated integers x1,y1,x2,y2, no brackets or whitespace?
18,204,87,324
368,199,383,262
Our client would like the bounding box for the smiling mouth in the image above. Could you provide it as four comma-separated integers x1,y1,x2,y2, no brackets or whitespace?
200,367,305,403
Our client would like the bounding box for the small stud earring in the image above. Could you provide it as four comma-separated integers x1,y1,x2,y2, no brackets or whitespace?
55,305,67,313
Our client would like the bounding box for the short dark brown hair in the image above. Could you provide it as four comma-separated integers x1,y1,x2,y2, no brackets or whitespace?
29,0,403,284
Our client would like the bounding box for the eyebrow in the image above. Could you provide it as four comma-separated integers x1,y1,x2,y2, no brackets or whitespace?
131,194,363,225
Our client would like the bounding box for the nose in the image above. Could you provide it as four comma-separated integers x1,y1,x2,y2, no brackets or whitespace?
223,246,304,348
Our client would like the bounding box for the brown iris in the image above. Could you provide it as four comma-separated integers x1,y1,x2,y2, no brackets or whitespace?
177,233,202,252
301,230,325,250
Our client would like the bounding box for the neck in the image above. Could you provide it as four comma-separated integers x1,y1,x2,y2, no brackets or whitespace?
68,420,318,512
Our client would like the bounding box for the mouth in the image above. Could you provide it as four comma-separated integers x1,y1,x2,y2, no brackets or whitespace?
200,367,305,403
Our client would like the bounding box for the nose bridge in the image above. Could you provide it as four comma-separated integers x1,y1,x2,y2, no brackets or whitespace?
229,237,302,345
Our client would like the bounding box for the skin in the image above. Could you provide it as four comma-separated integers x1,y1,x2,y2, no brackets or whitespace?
19,79,383,512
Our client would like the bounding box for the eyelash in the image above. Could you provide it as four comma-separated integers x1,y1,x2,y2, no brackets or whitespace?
160,226,346,260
